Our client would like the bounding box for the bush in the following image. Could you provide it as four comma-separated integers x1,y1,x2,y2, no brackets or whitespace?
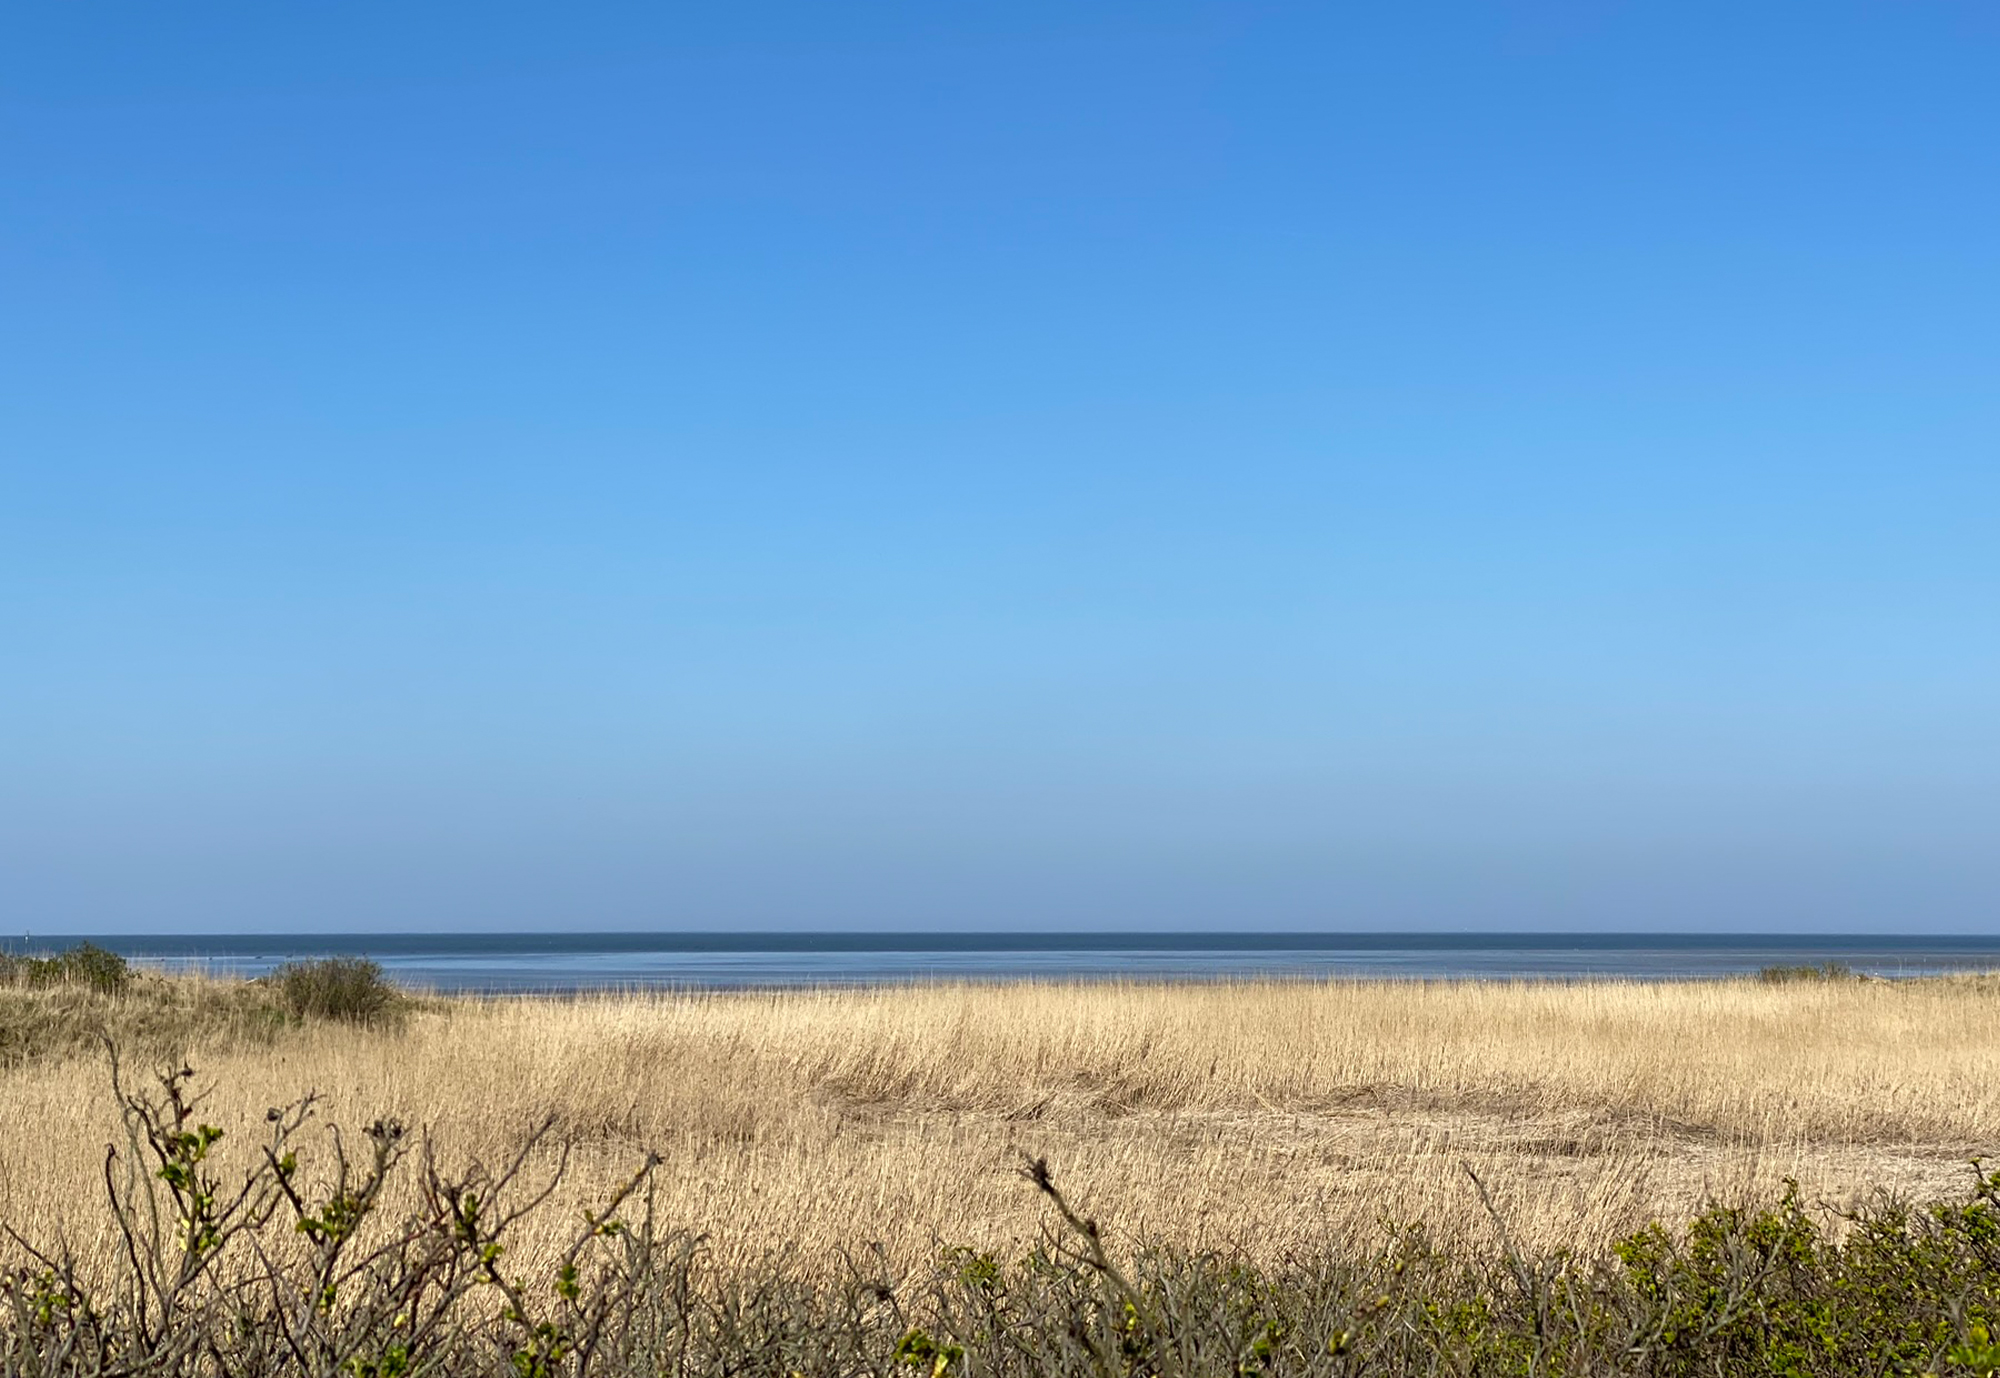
1758,961,1856,984
271,956,396,1023
0,941,131,993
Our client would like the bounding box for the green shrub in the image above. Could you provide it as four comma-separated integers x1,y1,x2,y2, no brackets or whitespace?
1758,961,1856,984
0,941,131,993
271,956,396,1023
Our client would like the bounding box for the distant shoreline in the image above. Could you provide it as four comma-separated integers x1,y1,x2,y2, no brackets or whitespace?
8,930,1999,992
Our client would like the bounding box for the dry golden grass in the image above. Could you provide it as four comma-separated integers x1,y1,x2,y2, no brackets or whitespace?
3,973,1997,1276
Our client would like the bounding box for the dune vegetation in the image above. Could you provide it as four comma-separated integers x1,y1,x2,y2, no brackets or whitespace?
4,963,1996,1263
2,960,1998,1373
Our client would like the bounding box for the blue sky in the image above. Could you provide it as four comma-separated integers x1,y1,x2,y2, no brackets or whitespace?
4,2,1996,933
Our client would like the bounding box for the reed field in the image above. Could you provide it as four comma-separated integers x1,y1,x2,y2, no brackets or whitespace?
3,967,1996,1270
6,963,2000,1373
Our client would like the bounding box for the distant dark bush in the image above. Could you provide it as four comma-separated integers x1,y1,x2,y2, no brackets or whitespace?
1758,961,1857,984
271,956,395,1023
0,941,132,993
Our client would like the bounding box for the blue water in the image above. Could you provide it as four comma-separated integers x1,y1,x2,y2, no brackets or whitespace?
19,932,2000,993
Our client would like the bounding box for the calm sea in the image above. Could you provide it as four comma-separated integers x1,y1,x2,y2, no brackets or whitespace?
22,932,2000,993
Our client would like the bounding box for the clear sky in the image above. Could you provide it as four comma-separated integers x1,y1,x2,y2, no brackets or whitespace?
4,2,1996,934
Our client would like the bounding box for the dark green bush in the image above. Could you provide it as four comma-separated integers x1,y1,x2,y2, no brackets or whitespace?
1758,961,1857,984
271,955,396,1023
0,941,131,993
